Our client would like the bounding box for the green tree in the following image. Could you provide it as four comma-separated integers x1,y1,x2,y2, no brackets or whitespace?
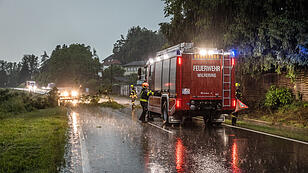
112,26,166,64
18,54,39,83
101,65,125,85
0,61,8,87
4,62,22,87
36,44,100,90
161,0,308,78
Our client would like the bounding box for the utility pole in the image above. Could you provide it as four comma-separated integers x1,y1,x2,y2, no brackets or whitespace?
110,64,113,93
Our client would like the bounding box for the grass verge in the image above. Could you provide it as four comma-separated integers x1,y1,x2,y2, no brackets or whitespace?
224,119,308,142
0,107,68,173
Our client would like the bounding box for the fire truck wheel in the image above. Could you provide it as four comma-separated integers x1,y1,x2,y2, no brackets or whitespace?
203,116,207,125
162,103,169,124
203,115,212,126
215,122,222,126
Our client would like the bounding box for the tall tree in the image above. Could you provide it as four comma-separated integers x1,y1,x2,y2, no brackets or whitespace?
36,44,101,88
161,0,308,77
0,61,8,87
18,54,39,83
112,26,166,64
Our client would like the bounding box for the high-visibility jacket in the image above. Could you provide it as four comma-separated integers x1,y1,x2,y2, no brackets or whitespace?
130,89,137,98
139,88,154,102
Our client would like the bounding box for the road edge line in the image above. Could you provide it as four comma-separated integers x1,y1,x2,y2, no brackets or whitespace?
148,122,174,134
76,112,91,173
193,117,308,145
222,123,308,145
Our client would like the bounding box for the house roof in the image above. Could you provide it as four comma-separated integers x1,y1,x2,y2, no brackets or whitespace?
123,61,146,67
102,54,122,66
103,54,114,62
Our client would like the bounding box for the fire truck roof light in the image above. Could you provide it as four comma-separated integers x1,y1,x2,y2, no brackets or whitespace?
230,49,237,57
208,50,215,55
199,49,207,56
148,58,154,64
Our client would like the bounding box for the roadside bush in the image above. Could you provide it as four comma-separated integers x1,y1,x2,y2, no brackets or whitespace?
265,86,294,109
0,89,58,115
80,94,91,103
0,96,26,113
90,95,100,104
47,87,59,107
100,100,124,109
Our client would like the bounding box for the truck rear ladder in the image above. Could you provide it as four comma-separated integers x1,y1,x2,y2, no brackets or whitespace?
222,55,232,107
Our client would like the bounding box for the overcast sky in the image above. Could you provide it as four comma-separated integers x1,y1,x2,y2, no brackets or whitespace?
0,0,168,62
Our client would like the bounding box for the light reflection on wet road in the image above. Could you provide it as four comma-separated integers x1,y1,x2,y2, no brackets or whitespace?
63,107,308,173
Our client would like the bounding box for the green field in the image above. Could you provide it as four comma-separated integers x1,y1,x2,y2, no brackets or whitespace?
0,108,68,173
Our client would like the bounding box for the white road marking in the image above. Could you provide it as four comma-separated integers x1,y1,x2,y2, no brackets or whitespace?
79,123,91,173
192,117,308,145
147,122,174,134
222,123,308,145
69,110,91,173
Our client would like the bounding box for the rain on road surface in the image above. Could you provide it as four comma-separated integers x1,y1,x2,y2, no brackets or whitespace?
62,106,308,173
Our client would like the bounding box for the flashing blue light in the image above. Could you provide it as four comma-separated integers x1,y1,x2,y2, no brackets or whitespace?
299,45,308,55
230,49,237,57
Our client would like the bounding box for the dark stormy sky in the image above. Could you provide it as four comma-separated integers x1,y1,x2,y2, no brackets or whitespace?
0,0,168,62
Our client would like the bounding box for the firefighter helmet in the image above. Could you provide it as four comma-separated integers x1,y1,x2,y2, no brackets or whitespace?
130,85,134,88
235,83,240,87
142,82,149,88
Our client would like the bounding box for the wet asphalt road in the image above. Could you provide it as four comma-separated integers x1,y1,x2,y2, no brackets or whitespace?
63,106,308,173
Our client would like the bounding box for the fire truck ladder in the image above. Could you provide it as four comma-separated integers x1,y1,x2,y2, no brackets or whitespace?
222,54,232,107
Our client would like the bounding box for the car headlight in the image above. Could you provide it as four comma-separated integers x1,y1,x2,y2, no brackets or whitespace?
71,91,78,97
62,91,69,97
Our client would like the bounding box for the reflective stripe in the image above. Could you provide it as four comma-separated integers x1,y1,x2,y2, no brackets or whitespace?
147,90,154,96
140,99,148,102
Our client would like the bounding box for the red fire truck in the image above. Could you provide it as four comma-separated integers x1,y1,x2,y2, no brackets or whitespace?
143,43,236,125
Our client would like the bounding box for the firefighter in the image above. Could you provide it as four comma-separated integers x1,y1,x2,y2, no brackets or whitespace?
232,83,241,125
235,83,242,99
139,82,154,123
129,85,137,109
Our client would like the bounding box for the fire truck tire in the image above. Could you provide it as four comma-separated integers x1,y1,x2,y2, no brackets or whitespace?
203,115,212,126
185,117,193,122
162,102,169,124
